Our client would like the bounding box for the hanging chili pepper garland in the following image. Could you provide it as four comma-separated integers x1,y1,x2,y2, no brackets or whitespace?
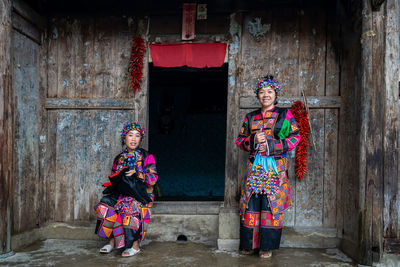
290,101,310,180
128,36,146,95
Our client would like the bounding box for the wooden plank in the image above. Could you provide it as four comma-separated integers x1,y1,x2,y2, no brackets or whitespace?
47,20,59,98
323,109,338,227
298,7,326,96
38,24,48,227
57,19,74,98
73,19,89,98
0,0,13,254
93,18,114,98
44,111,57,222
383,0,399,239
73,109,88,220
295,109,324,226
114,19,132,99
12,31,40,233
273,8,300,96
11,12,41,44
45,98,135,109
55,111,75,221
240,96,342,109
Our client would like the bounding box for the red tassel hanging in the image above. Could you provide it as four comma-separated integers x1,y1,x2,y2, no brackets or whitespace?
290,101,310,180
128,36,146,95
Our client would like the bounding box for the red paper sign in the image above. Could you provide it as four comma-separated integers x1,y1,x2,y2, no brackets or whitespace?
149,43,227,68
182,3,196,40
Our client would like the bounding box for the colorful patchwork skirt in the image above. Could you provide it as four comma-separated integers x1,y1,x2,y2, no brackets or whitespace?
94,194,152,249
240,194,283,251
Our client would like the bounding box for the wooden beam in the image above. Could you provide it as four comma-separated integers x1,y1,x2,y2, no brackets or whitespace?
239,96,342,109
0,0,14,256
12,0,46,30
45,98,135,110
12,12,41,44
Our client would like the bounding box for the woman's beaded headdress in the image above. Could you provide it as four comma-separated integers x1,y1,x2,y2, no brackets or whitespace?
120,122,145,146
254,75,281,99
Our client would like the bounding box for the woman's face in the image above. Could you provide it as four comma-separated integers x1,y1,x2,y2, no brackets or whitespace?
257,86,276,108
125,130,141,151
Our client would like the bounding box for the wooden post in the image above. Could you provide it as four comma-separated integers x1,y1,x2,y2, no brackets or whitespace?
359,0,399,264
383,0,399,241
0,0,13,256
224,12,242,208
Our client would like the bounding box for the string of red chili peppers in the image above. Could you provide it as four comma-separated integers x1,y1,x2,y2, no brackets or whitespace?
128,36,146,95
290,101,310,180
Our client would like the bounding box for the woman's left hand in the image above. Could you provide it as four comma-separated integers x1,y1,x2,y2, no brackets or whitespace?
279,178,284,186
126,169,136,176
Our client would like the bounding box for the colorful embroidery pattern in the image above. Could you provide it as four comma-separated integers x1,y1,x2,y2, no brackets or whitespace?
247,164,280,195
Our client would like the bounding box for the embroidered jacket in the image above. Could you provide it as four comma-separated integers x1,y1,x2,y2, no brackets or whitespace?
112,148,158,201
235,107,301,218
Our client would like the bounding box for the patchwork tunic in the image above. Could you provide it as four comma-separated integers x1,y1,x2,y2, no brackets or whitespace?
94,148,158,249
235,107,300,251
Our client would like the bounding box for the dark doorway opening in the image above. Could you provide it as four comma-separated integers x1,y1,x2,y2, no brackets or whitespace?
149,63,228,201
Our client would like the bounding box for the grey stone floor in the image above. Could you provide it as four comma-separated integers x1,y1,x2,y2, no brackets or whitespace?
0,239,356,267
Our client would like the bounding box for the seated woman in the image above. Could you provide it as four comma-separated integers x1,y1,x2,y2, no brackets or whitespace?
94,122,158,257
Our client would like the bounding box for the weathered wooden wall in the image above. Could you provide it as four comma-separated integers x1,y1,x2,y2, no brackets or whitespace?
231,7,344,235
37,17,146,224
0,0,13,255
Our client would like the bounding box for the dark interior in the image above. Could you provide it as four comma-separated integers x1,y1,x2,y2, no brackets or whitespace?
149,63,228,201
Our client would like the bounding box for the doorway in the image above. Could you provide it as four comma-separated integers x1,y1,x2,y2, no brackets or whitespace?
149,64,228,201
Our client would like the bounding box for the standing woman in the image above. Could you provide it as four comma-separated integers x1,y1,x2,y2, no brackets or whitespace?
235,75,301,258
94,122,158,257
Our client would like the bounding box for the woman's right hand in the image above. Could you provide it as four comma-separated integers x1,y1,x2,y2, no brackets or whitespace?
255,131,266,144
125,169,136,176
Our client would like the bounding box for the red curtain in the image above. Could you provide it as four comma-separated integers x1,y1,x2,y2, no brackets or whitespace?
149,43,227,68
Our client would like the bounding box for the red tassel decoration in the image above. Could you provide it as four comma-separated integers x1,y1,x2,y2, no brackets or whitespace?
290,101,310,180
128,36,146,95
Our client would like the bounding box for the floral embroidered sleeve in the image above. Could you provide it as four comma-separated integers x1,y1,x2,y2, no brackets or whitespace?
267,110,301,155
235,114,257,152
142,154,158,187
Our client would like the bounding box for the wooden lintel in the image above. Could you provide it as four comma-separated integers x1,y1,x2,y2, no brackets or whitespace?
45,98,135,110
239,96,342,109
12,12,41,44
149,34,228,44
12,0,46,30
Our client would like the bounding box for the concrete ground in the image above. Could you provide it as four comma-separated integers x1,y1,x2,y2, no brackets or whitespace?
0,239,356,267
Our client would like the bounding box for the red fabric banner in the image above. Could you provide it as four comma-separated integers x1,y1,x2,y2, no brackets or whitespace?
149,43,227,68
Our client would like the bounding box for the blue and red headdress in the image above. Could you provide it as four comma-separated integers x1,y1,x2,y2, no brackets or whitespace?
254,75,281,100
120,122,145,146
